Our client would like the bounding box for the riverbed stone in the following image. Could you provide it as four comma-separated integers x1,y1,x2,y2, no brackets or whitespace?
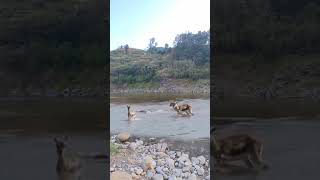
197,156,206,165
188,174,197,180
135,167,143,175
117,132,130,142
176,151,182,157
155,166,163,174
144,156,156,171
191,157,199,165
152,174,164,180
197,167,205,176
166,158,175,169
168,175,177,180
129,142,139,150
111,171,132,180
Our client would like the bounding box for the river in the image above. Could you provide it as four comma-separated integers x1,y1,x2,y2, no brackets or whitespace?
110,94,210,140
0,97,107,180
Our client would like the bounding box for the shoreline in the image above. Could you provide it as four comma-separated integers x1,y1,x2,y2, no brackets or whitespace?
110,134,210,180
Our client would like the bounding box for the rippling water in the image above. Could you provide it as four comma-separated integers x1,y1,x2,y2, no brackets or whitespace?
110,96,210,140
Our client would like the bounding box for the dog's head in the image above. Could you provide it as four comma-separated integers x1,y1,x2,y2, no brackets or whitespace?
210,127,216,134
169,101,177,107
54,136,69,155
127,105,130,110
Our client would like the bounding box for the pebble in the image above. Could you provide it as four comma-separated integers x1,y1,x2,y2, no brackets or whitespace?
176,151,182,157
152,174,164,180
129,142,138,150
156,166,163,174
168,175,177,180
146,170,154,178
197,156,206,165
191,157,199,165
197,167,205,176
135,167,143,175
166,158,175,169
188,174,197,180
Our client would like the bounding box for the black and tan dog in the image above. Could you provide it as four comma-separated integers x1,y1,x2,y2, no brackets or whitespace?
211,127,268,170
169,101,193,116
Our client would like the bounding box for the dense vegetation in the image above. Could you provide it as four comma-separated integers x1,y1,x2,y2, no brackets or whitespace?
111,31,210,87
0,0,106,90
213,0,320,59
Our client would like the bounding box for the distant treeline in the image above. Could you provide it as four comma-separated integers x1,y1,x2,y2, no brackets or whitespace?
0,0,106,75
147,30,210,65
213,0,320,58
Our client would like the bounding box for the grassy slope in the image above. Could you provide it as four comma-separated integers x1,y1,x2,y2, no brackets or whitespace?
0,0,106,95
110,48,210,93
213,54,320,98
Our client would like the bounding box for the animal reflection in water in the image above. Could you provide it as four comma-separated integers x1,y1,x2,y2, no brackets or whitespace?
54,137,82,180
211,127,269,173
169,101,193,116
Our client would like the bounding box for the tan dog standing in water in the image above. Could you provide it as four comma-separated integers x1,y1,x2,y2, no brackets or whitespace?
211,127,269,170
169,101,193,116
127,105,136,120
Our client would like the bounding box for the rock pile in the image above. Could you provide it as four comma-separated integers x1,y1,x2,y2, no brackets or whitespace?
110,134,210,180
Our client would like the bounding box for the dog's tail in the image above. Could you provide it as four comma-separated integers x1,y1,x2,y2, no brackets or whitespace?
188,105,194,115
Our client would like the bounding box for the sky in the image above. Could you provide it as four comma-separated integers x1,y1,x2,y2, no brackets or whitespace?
110,0,210,51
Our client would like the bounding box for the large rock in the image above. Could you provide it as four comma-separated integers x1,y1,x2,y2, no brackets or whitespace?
111,171,132,180
117,132,130,142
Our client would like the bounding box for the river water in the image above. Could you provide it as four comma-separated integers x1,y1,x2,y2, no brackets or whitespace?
213,98,320,180
110,95,210,140
0,98,107,180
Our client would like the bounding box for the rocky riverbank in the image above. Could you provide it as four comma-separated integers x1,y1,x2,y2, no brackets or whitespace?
110,79,210,96
110,134,210,180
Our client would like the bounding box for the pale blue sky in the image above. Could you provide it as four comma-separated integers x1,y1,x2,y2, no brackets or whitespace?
110,0,210,51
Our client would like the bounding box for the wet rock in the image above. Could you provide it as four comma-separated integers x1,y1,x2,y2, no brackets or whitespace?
117,133,130,142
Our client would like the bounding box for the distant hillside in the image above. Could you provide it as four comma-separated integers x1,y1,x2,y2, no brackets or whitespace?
110,48,210,94
0,0,106,97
